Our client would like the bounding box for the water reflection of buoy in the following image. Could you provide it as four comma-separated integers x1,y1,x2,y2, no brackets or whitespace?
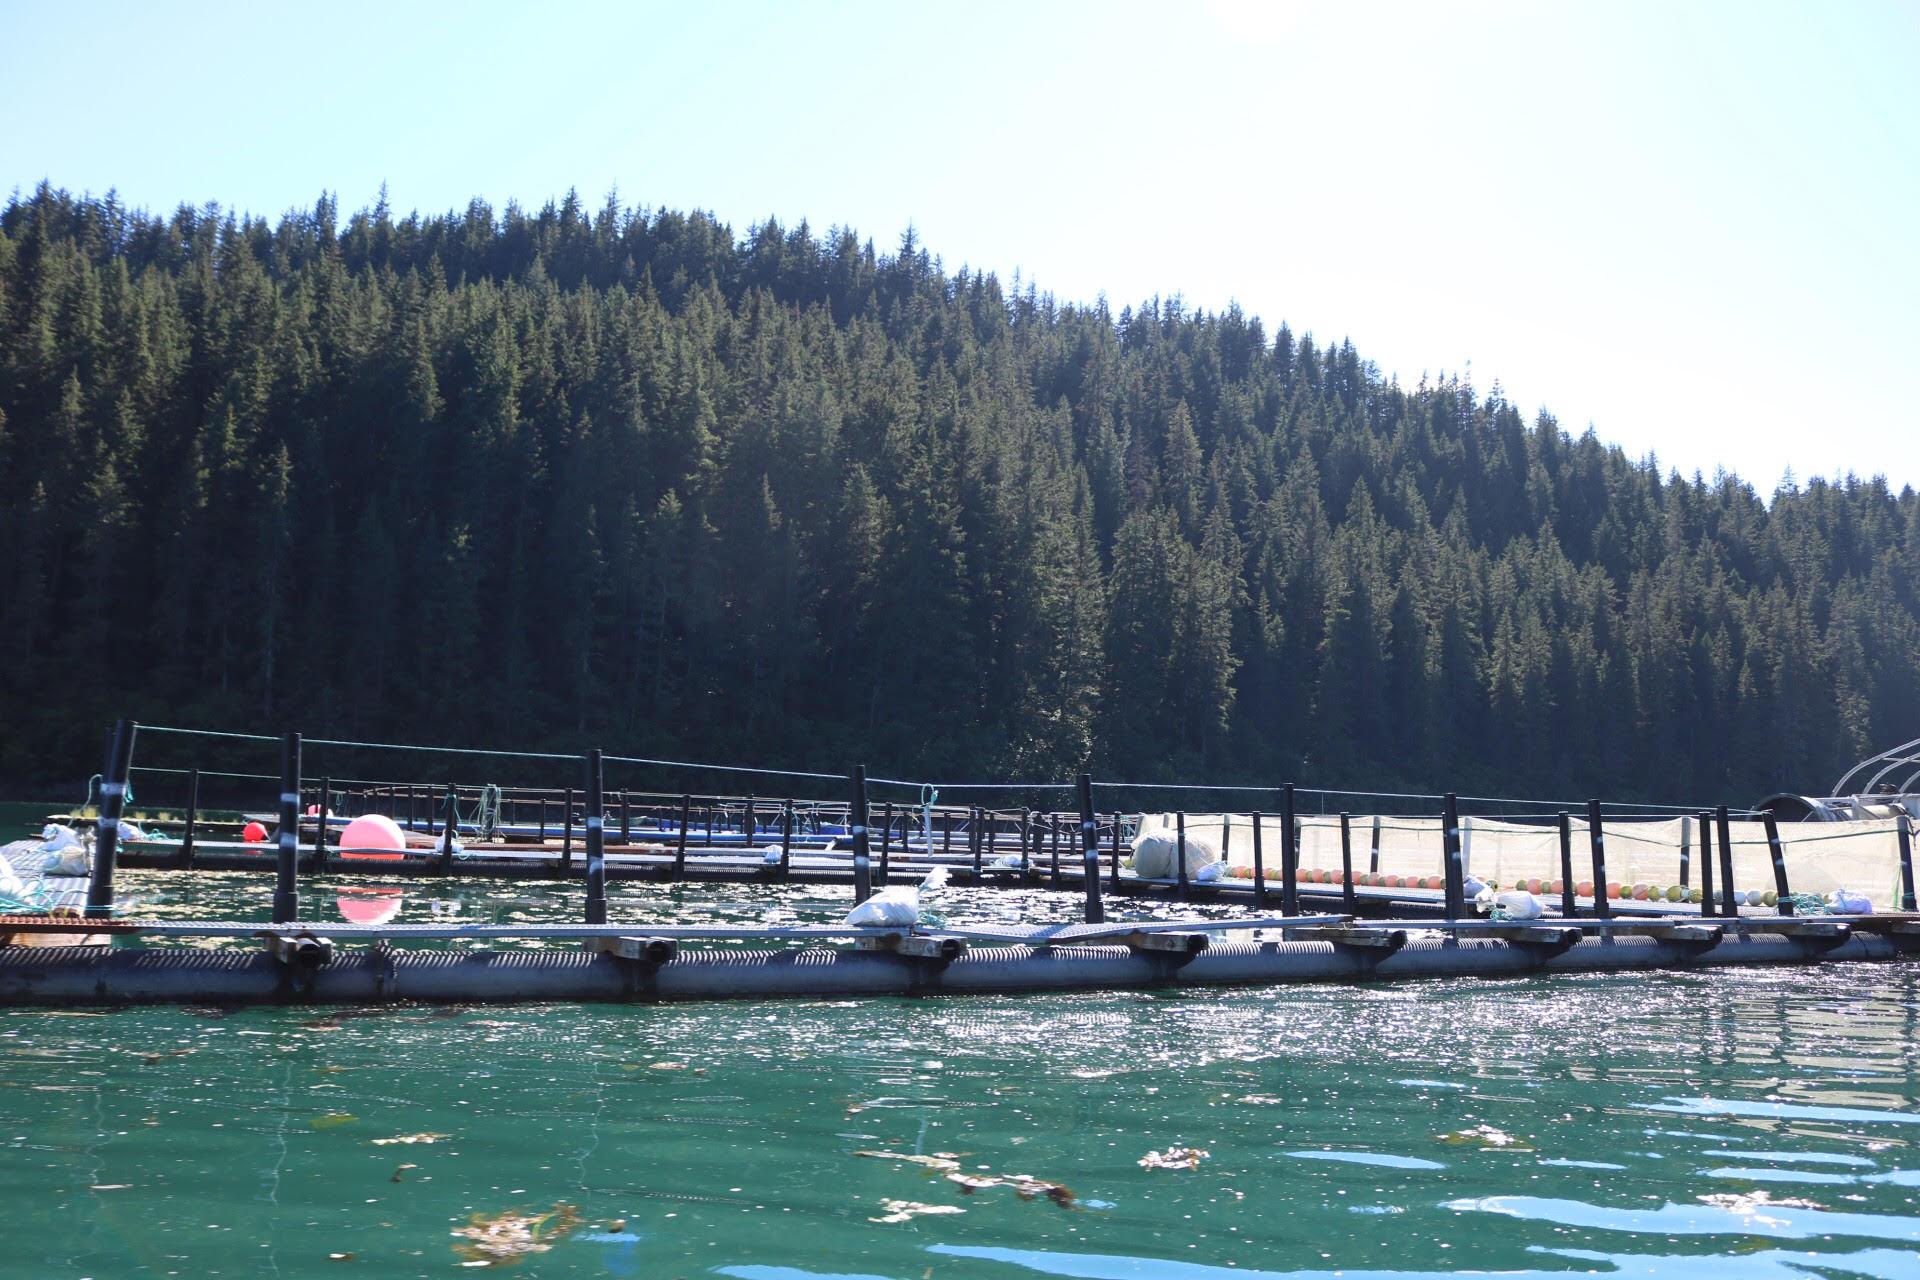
336,887,404,925
339,814,407,861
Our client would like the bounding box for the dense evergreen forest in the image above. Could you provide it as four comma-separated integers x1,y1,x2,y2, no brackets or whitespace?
1,184,1916,801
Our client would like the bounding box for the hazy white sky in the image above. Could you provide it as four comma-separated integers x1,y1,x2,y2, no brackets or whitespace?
5,0,1915,490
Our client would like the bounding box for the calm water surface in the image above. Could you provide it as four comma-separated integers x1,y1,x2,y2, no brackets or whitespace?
3,804,1918,1278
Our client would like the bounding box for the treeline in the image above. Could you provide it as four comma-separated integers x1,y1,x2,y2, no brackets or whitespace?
1,184,1916,801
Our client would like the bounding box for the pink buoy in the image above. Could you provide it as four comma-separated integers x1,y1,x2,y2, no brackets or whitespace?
339,813,407,861
336,887,404,925
242,821,269,844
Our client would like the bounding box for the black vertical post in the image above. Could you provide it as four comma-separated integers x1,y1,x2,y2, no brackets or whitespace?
312,775,331,875
673,793,692,878
1339,812,1357,915
1441,793,1467,920
878,800,893,886
1250,810,1269,910
1280,784,1300,917
972,805,983,875
1697,812,1715,918
850,765,872,905
407,783,417,833
1715,805,1737,918
539,795,549,842
271,730,300,924
970,808,984,875
1019,808,1031,875
1369,815,1382,875
1220,814,1233,865
1557,811,1576,917
744,796,757,849
705,803,714,847
1109,812,1123,890
584,751,606,923
86,718,137,917
779,798,794,879
943,813,953,859
178,766,201,871
1586,799,1611,919
1897,815,1916,913
437,784,458,873
1049,814,1062,889
1175,811,1191,897
1678,818,1691,889
561,787,575,872
620,791,631,845
1078,774,1104,924
1761,813,1793,915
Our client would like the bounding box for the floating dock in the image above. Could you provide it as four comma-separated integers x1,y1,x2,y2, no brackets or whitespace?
4,717,1914,1008
0,913,1913,1006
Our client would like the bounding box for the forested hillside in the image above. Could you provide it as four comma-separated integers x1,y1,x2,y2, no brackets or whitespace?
2,185,1916,800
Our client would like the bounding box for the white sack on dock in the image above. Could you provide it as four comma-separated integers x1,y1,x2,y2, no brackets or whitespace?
1131,820,1219,878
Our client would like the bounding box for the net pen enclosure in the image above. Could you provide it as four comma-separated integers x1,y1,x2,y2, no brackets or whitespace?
3,719,1916,1007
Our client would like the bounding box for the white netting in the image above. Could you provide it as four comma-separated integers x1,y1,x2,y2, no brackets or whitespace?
1153,810,1916,909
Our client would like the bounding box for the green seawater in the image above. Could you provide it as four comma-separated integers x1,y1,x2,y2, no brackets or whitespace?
3,804,1919,1278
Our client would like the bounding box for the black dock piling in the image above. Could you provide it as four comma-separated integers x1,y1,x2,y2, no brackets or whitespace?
1585,799,1611,919
1557,811,1575,917
438,785,458,873
850,765,872,904
1250,810,1268,910
313,776,331,875
1109,814,1123,890
878,801,893,886
178,766,200,871
1441,793,1466,919
1369,815,1382,876
271,731,300,924
1175,811,1191,898
1019,808,1031,876
1279,784,1300,916
1049,814,1062,888
971,806,983,875
1678,818,1691,890
673,793,692,879
1898,815,1916,912
779,798,794,880
85,718,137,918
1715,806,1737,917
1761,813,1793,915
561,787,575,872
1078,774,1104,924
744,796,756,849
1339,812,1357,914
1698,812,1715,917
620,791,632,845
538,795,548,843
584,750,607,924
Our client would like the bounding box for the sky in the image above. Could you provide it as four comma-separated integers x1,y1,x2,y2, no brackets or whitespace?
3,0,1915,492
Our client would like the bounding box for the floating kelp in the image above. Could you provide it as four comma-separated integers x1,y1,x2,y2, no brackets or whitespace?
854,1150,961,1173
450,1202,583,1265
945,1171,1077,1208
1139,1146,1210,1169
309,1112,356,1130
869,1199,965,1224
1434,1124,1531,1151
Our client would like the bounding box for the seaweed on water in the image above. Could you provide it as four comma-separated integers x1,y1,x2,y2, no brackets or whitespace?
450,1202,583,1265
1138,1147,1209,1170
